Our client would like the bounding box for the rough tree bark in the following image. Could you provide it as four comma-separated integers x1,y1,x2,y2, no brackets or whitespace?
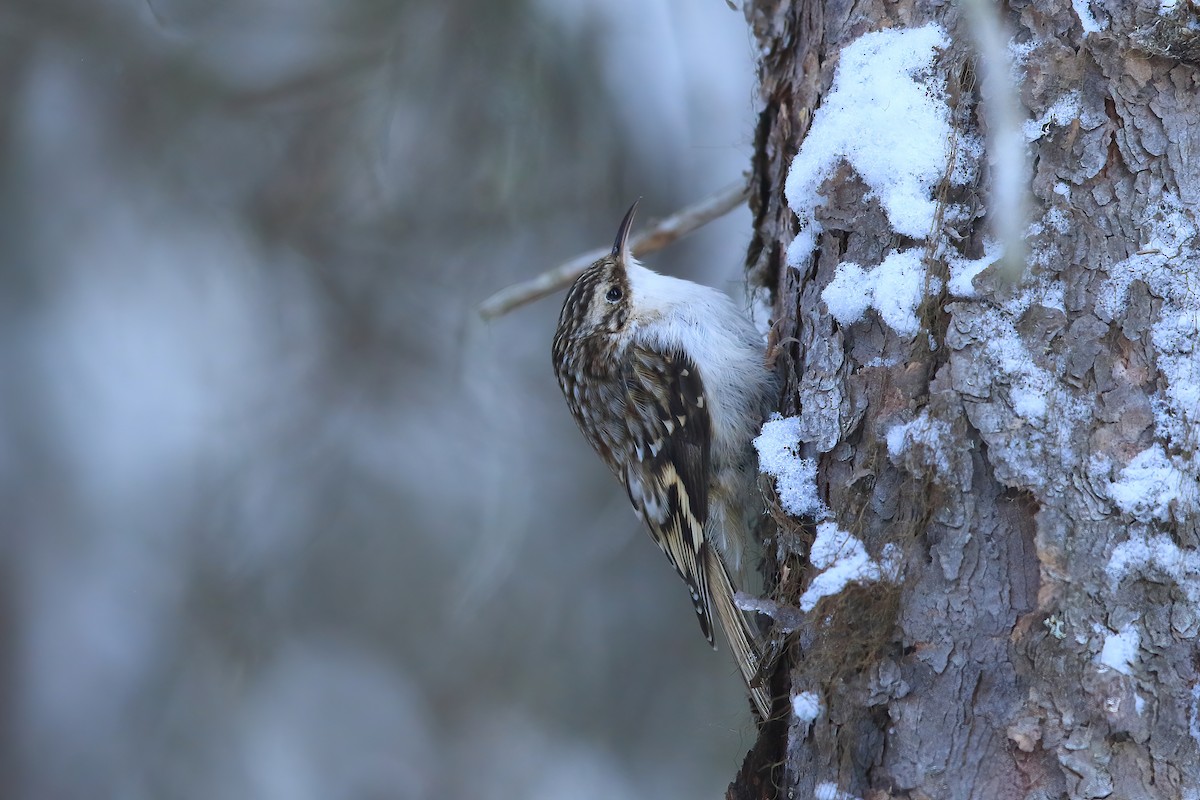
732,1,1200,798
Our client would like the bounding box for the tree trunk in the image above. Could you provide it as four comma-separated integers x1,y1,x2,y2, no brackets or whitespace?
734,1,1200,798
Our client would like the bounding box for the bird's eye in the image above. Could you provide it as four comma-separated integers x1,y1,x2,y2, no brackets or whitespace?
605,286,623,303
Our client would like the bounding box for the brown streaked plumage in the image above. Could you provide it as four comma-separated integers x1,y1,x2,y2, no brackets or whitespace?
552,202,774,720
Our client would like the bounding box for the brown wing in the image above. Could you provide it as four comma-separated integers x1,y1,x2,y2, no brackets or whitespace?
619,346,716,644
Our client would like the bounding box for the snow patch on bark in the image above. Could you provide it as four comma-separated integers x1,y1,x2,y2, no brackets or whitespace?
948,298,1090,492
1024,91,1082,141
947,238,1003,298
754,414,828,519
886,411,955,480
1097,623,1140,675
1108,531,1200,604
1072,0,1108,33
791,690,822,723
821,249,941,337
1095,192,1200,510
784,24,951,268
800,523,897,612
1108,444,1195,523
814,783,862,800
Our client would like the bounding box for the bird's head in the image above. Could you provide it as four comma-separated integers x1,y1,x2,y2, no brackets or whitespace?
553,200,640,345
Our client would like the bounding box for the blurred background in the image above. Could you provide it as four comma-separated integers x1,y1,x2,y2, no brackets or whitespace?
0,1,761,797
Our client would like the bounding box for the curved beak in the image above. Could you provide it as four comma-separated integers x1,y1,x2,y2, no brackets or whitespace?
611,198,640,263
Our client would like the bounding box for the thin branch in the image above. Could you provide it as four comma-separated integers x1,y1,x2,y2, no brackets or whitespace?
478,178,750,320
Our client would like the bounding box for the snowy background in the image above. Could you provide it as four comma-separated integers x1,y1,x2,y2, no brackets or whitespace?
0,2,763,798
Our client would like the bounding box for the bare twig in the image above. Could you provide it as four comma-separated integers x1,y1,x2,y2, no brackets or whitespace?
478,179,750,319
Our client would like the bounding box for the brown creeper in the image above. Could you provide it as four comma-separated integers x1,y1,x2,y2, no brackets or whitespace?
552,201,774,719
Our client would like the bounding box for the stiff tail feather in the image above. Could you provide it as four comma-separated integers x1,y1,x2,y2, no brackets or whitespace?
704,547,772,720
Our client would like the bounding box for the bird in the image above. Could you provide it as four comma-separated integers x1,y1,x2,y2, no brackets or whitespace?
551,200,775,720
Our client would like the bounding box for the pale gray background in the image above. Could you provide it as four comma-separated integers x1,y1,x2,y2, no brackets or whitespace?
1,1,762,797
